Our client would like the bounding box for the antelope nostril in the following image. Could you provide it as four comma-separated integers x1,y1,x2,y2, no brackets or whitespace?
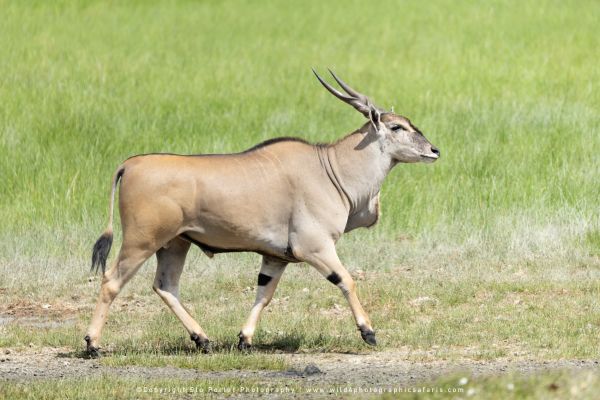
431,146,440,156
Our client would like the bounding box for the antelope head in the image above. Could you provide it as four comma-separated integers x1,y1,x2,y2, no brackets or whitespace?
313,69,440,164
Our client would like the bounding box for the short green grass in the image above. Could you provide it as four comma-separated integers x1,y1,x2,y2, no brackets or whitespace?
0,0,599,397
1,239,598,362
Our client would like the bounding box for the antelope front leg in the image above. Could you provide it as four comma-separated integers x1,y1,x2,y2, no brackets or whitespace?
299,244,376,345
238,256,287,350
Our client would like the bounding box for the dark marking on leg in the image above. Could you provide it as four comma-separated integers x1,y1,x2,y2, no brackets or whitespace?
190,333,211,353
257,273,272,286
326,272,341,285
359,326,377,346
158,279,163,290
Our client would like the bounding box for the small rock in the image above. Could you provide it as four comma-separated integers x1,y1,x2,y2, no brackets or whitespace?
242,286,254,294
458,377,468,385
303,363,322,376
28,343,34,348
42,304,51,309
302,288,309,293
4,349,11,355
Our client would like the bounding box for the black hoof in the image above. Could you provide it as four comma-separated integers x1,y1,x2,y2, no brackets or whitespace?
84,335,100,358
87,347,100,358
359,327,377,346
237,332,252,352
191,333,211,353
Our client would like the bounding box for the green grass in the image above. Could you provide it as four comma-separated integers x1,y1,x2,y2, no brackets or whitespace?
0,0,597,257
0,0,599,396
1,246,599,361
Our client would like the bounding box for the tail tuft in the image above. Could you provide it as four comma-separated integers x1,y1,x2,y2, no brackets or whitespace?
91,231,113,274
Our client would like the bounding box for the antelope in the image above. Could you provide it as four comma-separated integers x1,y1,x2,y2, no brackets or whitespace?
85,70,440,356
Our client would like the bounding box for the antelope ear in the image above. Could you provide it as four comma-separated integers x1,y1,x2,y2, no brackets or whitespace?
368,104,382,133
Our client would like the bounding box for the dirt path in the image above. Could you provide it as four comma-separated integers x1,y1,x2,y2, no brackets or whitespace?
1,347,598,388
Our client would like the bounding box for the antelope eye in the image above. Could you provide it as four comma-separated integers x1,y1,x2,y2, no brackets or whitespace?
391,125,403,132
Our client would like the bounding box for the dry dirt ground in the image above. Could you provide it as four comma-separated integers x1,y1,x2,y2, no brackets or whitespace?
1,347,599,389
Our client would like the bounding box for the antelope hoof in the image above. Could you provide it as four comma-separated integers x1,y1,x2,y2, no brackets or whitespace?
84,335,100,358
237,332,252,352
190,333,211,354
359,327,377,346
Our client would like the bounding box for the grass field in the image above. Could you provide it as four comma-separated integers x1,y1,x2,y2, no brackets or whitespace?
0,0,599,398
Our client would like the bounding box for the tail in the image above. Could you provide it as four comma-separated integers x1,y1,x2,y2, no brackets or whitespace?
91,166,125,274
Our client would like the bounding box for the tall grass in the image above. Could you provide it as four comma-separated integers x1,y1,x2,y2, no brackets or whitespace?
0,1,598,275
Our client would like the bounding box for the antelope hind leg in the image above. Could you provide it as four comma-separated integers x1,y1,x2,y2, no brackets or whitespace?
85,242,156,357
153,237,212,353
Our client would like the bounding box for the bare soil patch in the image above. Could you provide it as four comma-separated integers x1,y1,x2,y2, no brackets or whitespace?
0,300,79,329
1,347,598,388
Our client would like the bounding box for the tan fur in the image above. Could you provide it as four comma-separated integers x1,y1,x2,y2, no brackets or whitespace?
85,73,439,353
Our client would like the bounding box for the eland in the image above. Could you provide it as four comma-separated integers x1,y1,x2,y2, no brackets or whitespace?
85,69,440,356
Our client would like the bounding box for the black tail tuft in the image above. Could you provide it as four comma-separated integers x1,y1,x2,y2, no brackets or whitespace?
91,232,113,274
